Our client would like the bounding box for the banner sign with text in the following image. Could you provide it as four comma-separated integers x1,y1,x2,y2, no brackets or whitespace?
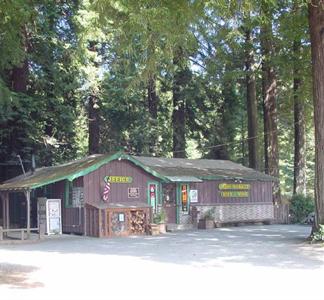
218,183,250,190
104,176,133,184
220,191,249,198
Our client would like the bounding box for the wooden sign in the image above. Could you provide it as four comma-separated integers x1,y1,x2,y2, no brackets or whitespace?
128,187,140,198
219,183,250,190
220,191,249,198
104,176,133,183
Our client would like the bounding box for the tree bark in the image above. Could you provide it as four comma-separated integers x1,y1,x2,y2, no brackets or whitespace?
88,94,100,155
293,40,307,196
245,28,259,170
147,75,158,119
172,48,187,158
261,21,280,204
308,1,324,228
10,59,28,92
147,74,159,154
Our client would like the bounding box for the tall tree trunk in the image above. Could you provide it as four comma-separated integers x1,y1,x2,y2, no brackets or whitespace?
308,2,324,229
147,75,158,119
293,40,307,196
172,48,187,158
10,59,28,92
245,28,259,170
88,94,100,155
261,21,281,204
147,74,158,154
6,27,29,160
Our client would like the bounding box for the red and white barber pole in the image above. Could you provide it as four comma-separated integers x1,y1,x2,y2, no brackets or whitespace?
103,176,111,202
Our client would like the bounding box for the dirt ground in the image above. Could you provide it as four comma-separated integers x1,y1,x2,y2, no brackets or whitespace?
0,224,323,300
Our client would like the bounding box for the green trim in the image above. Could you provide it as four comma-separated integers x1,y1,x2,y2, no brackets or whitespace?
11,152,124,191
176,183,190,224
176,184,180,224
67,151,124,182
0,150,277,193
122,155,170,183
197,175,278,182
64,180,71,208
158,182,163,205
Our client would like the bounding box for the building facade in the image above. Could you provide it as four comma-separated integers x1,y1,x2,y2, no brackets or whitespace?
0,152,276,238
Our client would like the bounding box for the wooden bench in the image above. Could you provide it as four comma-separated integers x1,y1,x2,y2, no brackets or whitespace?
0,226,39,241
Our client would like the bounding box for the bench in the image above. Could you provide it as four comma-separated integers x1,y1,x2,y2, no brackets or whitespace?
0,226,39,241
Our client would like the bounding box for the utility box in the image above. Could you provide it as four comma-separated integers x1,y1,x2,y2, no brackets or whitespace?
38,198,62,235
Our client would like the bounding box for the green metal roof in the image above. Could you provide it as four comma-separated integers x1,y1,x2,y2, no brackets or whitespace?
0,152,122,191
165,176,203,182
0,152,276,192
132,156,277,182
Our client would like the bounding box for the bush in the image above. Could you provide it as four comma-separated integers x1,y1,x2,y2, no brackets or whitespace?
153,208,166,224
289,194,315,223
311,224,324,243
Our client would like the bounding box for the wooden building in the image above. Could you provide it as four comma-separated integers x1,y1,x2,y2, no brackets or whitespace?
0,152,276,238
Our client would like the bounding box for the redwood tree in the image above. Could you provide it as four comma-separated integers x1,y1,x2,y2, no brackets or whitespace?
172,48,189,158
261,17,280,204
245,27,259,170
293,39,307,196
308,1,324,229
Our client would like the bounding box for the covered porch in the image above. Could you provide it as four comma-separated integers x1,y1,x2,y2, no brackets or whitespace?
0,188,37,241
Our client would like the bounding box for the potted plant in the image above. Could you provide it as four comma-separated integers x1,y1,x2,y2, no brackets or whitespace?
198,208,215,229
151,208,167,235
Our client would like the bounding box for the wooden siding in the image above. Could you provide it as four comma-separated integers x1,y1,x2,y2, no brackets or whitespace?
48,180,65,199
189,180,272,205
83,160,158,206
49,178,85,235
86,205,100,237
62,207,84,234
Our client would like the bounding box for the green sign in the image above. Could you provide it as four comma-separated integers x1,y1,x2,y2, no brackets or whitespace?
219,183,250,190
220,191,249,198
104,176,133,183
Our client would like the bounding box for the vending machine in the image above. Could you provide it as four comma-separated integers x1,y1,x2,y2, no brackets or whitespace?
38,198,62,235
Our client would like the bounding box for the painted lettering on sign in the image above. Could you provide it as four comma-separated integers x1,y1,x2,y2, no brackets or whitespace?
220,191,249,198
219,183,251,190
128,187,140,198
104,176,133,183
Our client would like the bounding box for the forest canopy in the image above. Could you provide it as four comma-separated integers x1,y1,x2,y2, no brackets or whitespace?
0,0,323,229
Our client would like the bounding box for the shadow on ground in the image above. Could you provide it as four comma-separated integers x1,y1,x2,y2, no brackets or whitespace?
1,225,323,270
0,263,43,289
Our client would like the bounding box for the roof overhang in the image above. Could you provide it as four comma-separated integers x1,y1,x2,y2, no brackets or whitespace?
165,176,203,182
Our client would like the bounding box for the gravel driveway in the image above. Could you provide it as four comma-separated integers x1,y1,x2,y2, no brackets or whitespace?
0,224,323,300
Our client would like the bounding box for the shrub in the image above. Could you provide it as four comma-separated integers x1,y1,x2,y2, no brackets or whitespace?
311,224,324,243
203,208,215,220
153,208,166,224
289,194,315,224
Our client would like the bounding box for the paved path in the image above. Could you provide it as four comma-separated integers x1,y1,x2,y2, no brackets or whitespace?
0,225,323,300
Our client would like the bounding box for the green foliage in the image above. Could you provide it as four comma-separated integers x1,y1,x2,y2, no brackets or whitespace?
289,194,315,223
0,0,33,69
153,208,167,224
0,0,317,217
311,225,324,243
203,208,215,220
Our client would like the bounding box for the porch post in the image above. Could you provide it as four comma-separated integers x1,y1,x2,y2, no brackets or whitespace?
25,190,31,239
1,193,5,228
5,192,9,230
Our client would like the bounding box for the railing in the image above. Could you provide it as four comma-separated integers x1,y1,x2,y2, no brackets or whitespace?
0,226,39,241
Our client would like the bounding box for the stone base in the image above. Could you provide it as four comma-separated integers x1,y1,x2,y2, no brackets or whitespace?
166,223,195,232
193,203,274,224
